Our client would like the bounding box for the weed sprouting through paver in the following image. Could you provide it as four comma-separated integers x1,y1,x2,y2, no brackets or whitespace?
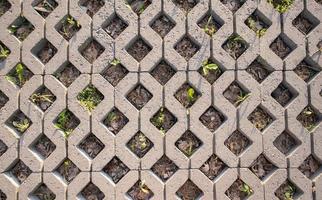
77,85,103,112
0,43,10,61
240,183,253,197
201,59,219,76
13,118,30,133
267,0,294,13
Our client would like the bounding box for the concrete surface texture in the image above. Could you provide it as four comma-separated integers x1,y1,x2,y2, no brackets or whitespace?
0,0,322,199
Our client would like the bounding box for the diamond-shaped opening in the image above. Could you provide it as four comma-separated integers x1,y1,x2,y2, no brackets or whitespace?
80,38,105,64
0,90,9,109
8,160,32,184
246,56,273,83
80,182,105,200
0,0,11,17
250,154,277,180
30,86,56,111
32,39,57,64
222,34,248,59
175,130,202,157
273,130,299,155
151,13,175,38
127,131,153,158
275,180,301,200
172,0,199,12
271,82,297,107
103,156,130,183
297,105,321,132
223,81,250,107
101,59,129,87
56,158,80,183
78,133,105,159
54,109,80,137
127,38,152,61
150,107,177,134
56,15,81,41
150,60,176,85
225,179,253,199
0,139,8,157
200,106,226,132
103,107,129,135
79,0,105,17
268,0,295,13
33,0,58,18
0,41,10,62
175,35,200,60
32,134,56,159
316,0,322,4
54,62,81,87
176,179,203,200
5,63,33,88
6,110,32,134
200,154,227,180
198,58,224,84
77,84,104,112
8,16,35,41
245,9,271,37
126,84,153,110
126,0,152,15
30,183,56,200
270,34,296,59
294,58,321,82
174,83,201,108
248,105,274,132
127,180,154,200
103,13,128,39
198,11,224,36
225,130,252,156
292,9,319,35
220,0,245,13
0,189,6,199
151,155,178,182
298,155,321,178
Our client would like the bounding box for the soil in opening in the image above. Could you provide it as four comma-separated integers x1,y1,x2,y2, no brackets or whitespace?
200,107,225,132
151,155,178,182
32,184,56,200
30,87,56,111
0,0,11,17
222,34,248,59
220,0,245,13
127,180,154,200
176,180,203,200
270,36,293,59
273,131,298,155
174,83,200,108
275,180,298,200
175,36,200,60
127,132,153,158
36,41,57,64
292,12,317,35
127,38,151,61
225,179,253,200
7,111,32,134
103,157,130,183
55,63,81,87
126,84,152,110
151,14,175,38
223,82,249,107
150,107,177,133
101,62,128,86
33,134,56,159
224,130,251,156
80,0,105,17
248,106,273,132
250,154,276,180
198,59,223,84
8,16,34,41
81,39,104,63
246,58,272,83
104,14,128,39
10,160,32,184
56,159,80,183
81,183,105,200
150,60,176,85
297,106,320,131
127,0,151,15
78,134,105,159
33,0,58,18
58,15,81,41
294,60,320,82
175,130,202,157
103,108,129,134
0,90,9,109
271,83,294,107
200,155,227,180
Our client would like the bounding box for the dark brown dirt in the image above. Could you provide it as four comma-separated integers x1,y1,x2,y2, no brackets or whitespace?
127,0,151,15
318,41,322,49
101,63,128,87
127,39,151,61
81,183,105,200
7,111,31,134
200,107,225,132
225,179,252,200
56,159,80,183
294,61,320,82
127,84,152,110
298,155,321,178
78,134,105,159
55,109,80,134
103,157,130,183
0,41,10,62
222,35,248,59
198,60,223,84
175,36,199,60
30,87,56,111
250,154,276,180
275,181,297,200
223,82,248,107
32,184,56,200
6,63,33,88
151,156,178,182
176,180,203,200
271,83,293,107
36,41,57,64
245,11,270,37
0,139,8,157
246,58,271,83
174,83,200,108
220,0,245,13
33,0,58,18
81,40,104,63
200,155,227,180
55,63,80,87
198,14,222,36
150,107,177,133
9,17,34,41
316,0,322,4
33,134,56,159
80,0,104,17
293,13,316,35
0,90,9,109
10,160,32,184
151,14,175,38
0,189,6,200
297,106,320,131
270,36,292,59
127,132,153,158
58,16,81,41
150,61,176,85
104,14,128,39
248,107,273,132
224,131,251,156
172,0,198,12
127,181,154,200
104,108,129,134
273,131,297,155
175,130,202,157
0,0,11,17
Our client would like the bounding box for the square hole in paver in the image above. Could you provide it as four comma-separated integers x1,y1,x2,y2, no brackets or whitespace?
126,0,151,15
175,130,202,157
80,182,105,200
8,160,32,184
103,107,129,135
268,0,295,13
127,180,154,200
200,106,226,132
6,63,33,88
127,38,152,61
172,0,199,12
151,13,175,38
6,110,32,135
294,58,321,82
0,90,9,109
32,39,57,64
33,0,58,18
224,130,251,156
101,59,129,87
298,155,321,178
222,34,248,59
297,105,321,132
103,156,130,184
200,154,227,180
127,132,153,158
126,84,152,110
270,34,296,59
198,58,224,84
273,130,299,155
30,86,56,111
176,179,203,200
198,11,223,37
77,84,104,112
174,83,201,108
150,107,177,134
223,81,250,107
78,133,105,159
57,15,81,41
225,179,253,199
8,16,35,41
271,82,297,107
246,56,273,83
79,0,105,17
245,9,271,37
275,180,302,200
32,134,56,159
103,13,128,39
80,39,105,63
54,62,81,87
150,60,176,85
0,0,11,17
54,109,80,138
248,105,274,132
30,183,56,200
151,155,178,182
55,158,80,183
175,35,200,60
0,41,11,62
250,154,277,180
292,9,319,35
0,139,8,157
